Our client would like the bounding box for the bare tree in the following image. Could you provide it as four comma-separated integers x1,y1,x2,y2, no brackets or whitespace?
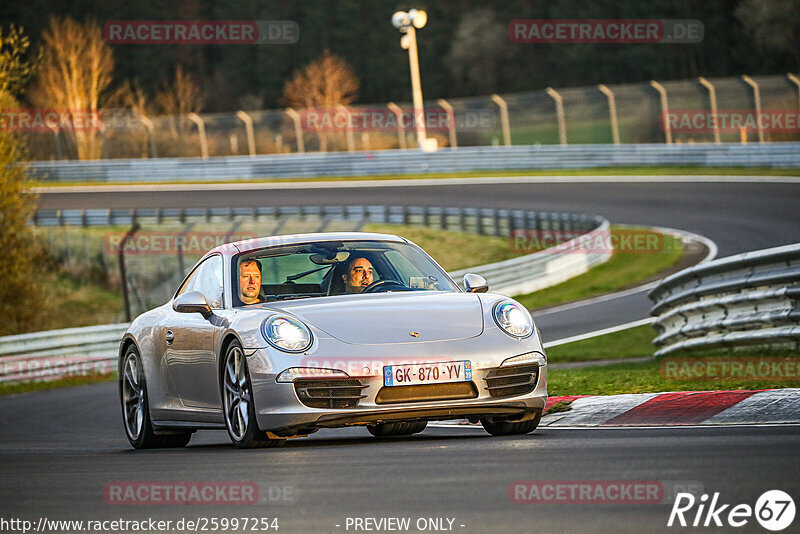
153,65,205,116
31,17,114,160
281,50,359,109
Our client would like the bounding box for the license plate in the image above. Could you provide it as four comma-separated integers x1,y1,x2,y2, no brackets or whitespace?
384,361,472,387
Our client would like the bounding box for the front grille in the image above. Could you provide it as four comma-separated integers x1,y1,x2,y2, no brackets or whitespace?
375,382,478,405
483,363,539,398
293,378,368,409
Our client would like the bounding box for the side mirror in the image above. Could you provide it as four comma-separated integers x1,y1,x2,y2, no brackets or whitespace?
463,273,488,293
173,291,213,319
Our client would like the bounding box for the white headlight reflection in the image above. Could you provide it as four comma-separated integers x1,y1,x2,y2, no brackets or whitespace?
262,315,313,352
493,300,534,338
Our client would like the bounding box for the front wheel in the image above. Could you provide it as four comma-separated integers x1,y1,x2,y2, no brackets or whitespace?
480,412,542,436
120,345,191,449
222,341,285,449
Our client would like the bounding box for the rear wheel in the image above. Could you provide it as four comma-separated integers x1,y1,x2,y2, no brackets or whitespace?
222,341,285,449
120,345,191,449
480,412,542,436
367,420,427,437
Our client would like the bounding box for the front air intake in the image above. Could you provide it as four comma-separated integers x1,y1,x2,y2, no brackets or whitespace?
293,378,368,409
483,363,539,398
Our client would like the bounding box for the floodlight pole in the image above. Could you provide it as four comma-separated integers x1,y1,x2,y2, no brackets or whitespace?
405,25,427,148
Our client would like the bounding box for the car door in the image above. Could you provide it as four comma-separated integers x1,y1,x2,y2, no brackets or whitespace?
165,254,226,409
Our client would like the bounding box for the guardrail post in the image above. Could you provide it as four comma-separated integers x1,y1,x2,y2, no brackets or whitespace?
387,102,407,149
597,84,620,145
788,73,800,110
437,98,458,148
236,110,257,156
285,108,305,153
139,114,158,158
118,222,140,323
649,80,672,144
186,113,209,158
545,88,567,145
698,77,721,144
741,75,764,143
490,94,511,146
337,105,356,152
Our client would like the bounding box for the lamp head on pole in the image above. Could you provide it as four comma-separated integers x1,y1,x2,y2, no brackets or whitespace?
392,9,427,32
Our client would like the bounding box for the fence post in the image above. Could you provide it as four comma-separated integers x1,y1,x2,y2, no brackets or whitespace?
490,94,511,146
118,222,141,323
337,105,356,152
437,98,457,148
545,87,567,145
139,114,158,157
236,110,257,156
597,84,620,144
186,113,209,158
741,75,764,143
649,80,672,144
387,102,407,149
788,73,800,110
697,77,720,144
285,108,305,153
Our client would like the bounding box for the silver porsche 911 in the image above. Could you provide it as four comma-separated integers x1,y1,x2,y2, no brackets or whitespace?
119,232,548,449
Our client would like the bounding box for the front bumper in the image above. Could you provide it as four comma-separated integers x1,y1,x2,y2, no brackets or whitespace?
247,347,548,434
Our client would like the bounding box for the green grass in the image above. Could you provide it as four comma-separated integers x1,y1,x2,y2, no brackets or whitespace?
32,166,800,187
546,324,658,363
44,273,125,330
545,324,800,396
0,374,116,397
362,223,518,271
517,226,684,310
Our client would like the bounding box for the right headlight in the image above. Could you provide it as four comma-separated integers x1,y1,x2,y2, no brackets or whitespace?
493,299,534,338
262,315,313,353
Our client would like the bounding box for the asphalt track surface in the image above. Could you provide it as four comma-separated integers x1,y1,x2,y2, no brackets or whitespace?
1,383,799,533
6,178,798,532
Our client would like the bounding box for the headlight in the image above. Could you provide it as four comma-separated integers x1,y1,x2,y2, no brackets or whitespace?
262,315,313,352
493,300,534,338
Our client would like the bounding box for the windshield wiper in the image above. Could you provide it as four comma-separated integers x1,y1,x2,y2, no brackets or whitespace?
285,266,328,282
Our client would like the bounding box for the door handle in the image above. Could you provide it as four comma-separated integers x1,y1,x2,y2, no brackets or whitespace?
165,330,175,345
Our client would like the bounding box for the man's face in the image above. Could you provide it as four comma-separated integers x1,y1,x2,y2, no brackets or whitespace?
343,257,374,293
239,261,262,304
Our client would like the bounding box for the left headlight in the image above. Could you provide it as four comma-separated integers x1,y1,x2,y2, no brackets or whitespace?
262,315,313,353
493,299,534,338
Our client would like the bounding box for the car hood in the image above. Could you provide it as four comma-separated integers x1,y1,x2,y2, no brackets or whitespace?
271,292,484,345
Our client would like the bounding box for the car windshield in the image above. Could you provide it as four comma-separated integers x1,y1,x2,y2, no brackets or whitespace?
233,240,458,305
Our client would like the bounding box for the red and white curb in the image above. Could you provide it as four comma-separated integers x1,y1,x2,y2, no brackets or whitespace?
434,389,800,428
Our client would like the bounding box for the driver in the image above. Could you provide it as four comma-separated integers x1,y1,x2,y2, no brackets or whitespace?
342,257,374,293
239,259,264,304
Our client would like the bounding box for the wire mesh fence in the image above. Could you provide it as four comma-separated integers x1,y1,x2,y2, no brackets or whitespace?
22,74,800,160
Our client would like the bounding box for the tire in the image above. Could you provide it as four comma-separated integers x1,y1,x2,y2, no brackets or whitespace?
222,341,285,449
480,412,542,436
120,345,192,449
367,420,427,437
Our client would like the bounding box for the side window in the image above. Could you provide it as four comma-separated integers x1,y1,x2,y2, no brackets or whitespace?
177,255,224,308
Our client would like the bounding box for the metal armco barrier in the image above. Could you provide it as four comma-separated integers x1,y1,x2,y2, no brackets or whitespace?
26,143,800,183
7,206,610,383
649,243,800,356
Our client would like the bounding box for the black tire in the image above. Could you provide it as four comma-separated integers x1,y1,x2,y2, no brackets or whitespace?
480,412,542,436
120,345,192,449
222,340,285,449
367,420,427,437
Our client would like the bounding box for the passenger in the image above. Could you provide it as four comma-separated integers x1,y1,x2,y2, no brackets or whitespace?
342,257,374,293
239,259,264,304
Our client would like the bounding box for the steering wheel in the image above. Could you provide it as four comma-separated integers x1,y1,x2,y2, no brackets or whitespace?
362,279,408,293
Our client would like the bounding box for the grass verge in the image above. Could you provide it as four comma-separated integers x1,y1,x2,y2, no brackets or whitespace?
33,166,800,187
0,374,115,397
546,325,800,396
517,226,684,310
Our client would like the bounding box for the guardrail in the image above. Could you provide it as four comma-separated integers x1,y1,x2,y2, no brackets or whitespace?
7,206,610,383
26,143,800,183
649,243,800,356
